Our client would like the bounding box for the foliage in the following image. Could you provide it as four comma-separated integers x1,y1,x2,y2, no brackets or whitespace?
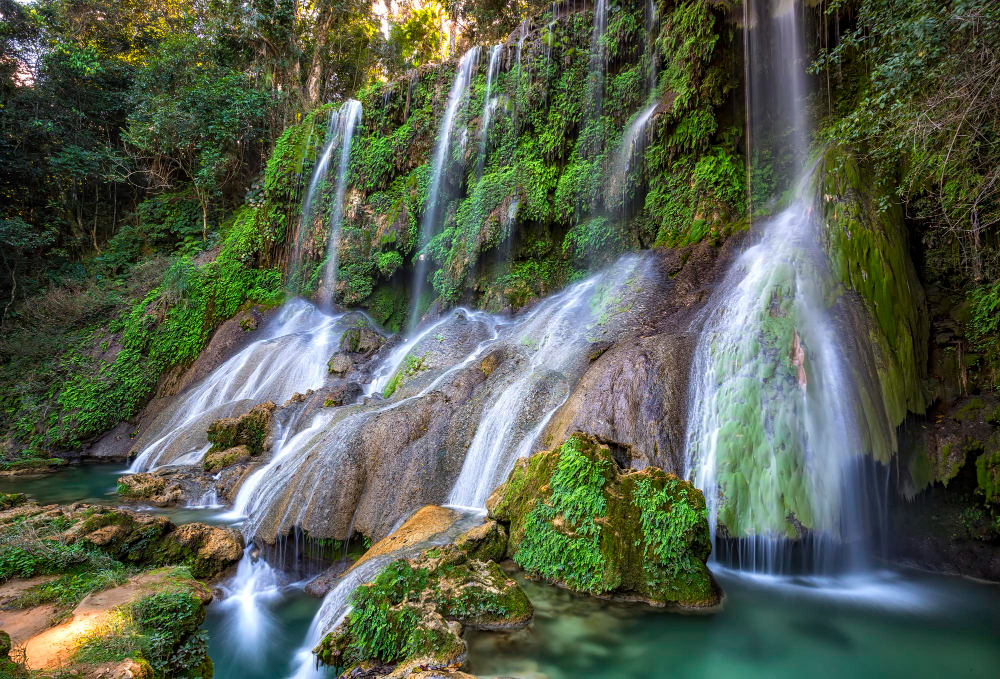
816,0,1000,281
9,567,132,611
514,436,611,593
74,588,210,677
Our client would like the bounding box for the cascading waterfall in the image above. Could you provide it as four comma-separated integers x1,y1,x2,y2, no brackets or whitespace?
290,115,339,286
609,100,658,212
318,99,362,309
231,308,505,541
447,271,609,509
129,301,340,472
684,0,884,574
409,47,481,330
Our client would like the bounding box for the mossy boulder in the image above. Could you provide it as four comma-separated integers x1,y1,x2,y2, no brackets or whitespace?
453,520,507,562
0,493,26,511
0,457,66,475
327,352,353,376
314,545,531,677
203,444,251,473
0,629,26,678
487,433,720,609
206,401,275,455
339,327,384,355
976,449,1000,504
0,501,242,580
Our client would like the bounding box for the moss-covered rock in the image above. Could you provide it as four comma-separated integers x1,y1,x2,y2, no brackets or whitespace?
976,449,1000,504
0,457,66,475
203,444,251,473
453,520,507,562
116,472,183,506
817,147,929,464
0,501,242,580
315,544,531,677
339,327,385,355
0,493,26,511
206,401,275,455
0,629,26,678
487,433,720,609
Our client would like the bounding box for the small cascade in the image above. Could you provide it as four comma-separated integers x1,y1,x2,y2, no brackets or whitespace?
318,99,362,309
285,556,393,679
475,45,503,180
214,546,285,664
409,47,482,330
608,100,658,212
232,309,505,542
129,300,340,471
646,0,659,95
587,0,609,119
448,257,642,509
290,115,340,286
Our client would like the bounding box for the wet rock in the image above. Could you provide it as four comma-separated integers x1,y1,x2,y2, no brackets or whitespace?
0,493,26,511
544,333,694,473
86,421,136,460
0,501,242,580
206,401,275,456
487,433,721,610
115,472,184,507
315,543,531,677
324,383,363,408
203,444,251,473
453,520,507,562
340,327,385,355
328,352,354,376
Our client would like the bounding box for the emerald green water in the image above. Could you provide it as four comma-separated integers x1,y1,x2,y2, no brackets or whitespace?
0,461,233,525
465,570,1000,678
10,466,1000,679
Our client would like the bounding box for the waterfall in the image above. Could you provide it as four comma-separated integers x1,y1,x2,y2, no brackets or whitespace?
448,256,642,509
289,116,339,288
475,45,503,182
587,0,608,120
409,47,481,331
683,194,872,574
230,309,505,542
318,99,362,309
609,100,658,213
684,0,883,574
213,546,285,665
129,301,339,472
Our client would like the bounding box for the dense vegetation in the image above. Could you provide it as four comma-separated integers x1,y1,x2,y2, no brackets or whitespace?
1,0,999,547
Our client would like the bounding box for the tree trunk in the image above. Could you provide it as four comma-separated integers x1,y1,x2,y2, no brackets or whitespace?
305,5,336,104
202,201,208,241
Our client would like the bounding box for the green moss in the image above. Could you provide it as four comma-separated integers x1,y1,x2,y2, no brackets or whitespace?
489,433,718,607
976,450,1000,504
0,493,26,510
382,352,428,398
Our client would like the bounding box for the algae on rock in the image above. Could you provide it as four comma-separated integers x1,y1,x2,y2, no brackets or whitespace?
315,540,532,678
487,433,719,609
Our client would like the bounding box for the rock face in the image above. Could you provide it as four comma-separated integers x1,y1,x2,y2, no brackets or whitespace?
206,400,275,456
315,539,532,678
116,472,183,506
487,433,721,609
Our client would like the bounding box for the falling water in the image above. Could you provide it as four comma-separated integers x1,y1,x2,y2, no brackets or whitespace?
684,0,884,574
448,256,643,508
129,301,340,471
587,0,608,119
289,115,339,288
608,100,658,213
409,47,481,330
318,99,362,309
213,546,285,665
475,45,503,180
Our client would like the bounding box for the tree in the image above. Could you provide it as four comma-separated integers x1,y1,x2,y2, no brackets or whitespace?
124,34,273,240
